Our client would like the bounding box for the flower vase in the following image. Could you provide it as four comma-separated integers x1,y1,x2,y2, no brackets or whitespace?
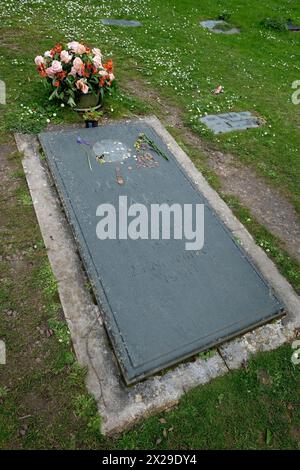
74,91,102,112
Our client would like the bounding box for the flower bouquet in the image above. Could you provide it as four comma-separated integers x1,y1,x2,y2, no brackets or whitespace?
34,41,115,109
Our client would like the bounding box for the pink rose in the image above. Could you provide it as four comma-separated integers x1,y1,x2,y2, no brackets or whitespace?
67,41,86,55
45,60,62,78
77,44,86,55
67,41,80,52
99,70,108,77
60,50,72,63
46,66,55,78
109,73,115,81
93,56,102,69
72,57,84,75
76,79,89,94
44,50,52,58
34,55,44,66
46,68,54,78
51,60,63,73
69,67,77,76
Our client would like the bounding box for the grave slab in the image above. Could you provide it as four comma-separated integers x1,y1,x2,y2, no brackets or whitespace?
200,111,262,134
200,20,240,34
39,119,282,384
15,117,300,434
101,19,142,27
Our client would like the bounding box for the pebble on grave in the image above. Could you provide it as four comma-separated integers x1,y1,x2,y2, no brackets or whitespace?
101,19,142,27
200,19,240,34
200,112,263,134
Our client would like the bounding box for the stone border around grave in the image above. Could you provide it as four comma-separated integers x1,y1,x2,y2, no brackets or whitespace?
14,116,300,435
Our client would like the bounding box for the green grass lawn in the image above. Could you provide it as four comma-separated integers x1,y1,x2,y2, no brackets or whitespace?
0,0,300,209
0,0,300,450
0,192,299,450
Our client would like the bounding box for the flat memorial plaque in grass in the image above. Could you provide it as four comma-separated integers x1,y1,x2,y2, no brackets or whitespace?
287,21,300,32
200,20,240,34
101,19,142,27
200,111,262,134
39,120,283,384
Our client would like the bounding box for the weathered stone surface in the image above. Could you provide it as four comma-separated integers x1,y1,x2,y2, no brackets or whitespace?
200,20,240,34
219,321,288,369
200,112,262,134
38,121,282,384
101,19,142,27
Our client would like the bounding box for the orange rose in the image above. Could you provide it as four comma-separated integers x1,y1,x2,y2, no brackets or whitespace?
103,59,113,73
99,76,106,87
37,64,46,77
57,71,67,80
50,43,63,57
54,43,63,53
39,68,47,78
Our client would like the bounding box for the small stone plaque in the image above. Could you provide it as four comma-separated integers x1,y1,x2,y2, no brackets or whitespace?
287,21,300,32
101,19,142,27
200,111,262,134
200,19,240,34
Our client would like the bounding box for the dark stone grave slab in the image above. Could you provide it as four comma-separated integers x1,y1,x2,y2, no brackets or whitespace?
39,120,282,384
101,19,142,27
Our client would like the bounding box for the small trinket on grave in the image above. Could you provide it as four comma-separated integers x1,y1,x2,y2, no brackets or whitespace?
76,136,93,171
136,153,159,169
134,133,169,161
115,164,125,185
96,154,106,164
